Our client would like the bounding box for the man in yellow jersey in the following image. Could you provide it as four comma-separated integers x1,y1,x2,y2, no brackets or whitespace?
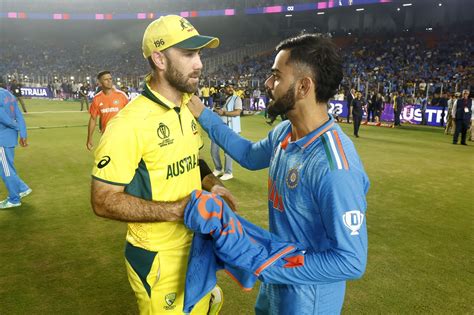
200,84,211,107
90,15,235,314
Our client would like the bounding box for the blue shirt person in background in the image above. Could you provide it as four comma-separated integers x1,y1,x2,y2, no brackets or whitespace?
0,87,32,209
188,34,369,314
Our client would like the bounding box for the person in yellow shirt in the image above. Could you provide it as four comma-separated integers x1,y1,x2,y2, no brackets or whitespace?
90,15,236,314
200,84,210,107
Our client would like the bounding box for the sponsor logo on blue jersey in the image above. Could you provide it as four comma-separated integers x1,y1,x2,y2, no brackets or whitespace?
343,210,364,235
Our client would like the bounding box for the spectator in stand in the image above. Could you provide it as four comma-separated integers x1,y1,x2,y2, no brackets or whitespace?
334,89,345,101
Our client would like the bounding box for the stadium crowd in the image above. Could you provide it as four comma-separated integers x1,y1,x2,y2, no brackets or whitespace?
1,27,472,110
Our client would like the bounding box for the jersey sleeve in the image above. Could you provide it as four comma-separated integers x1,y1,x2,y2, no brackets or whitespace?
92,119,142,185
89,97,100,118
259,169,369,285
13,98,27,138
198,108,272,170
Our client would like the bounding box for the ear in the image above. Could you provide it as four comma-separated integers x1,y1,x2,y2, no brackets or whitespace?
151,51,167,71
296,77,313,100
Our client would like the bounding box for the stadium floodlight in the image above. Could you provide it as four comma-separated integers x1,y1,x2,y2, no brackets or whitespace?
356,8,364,11
317,11,325,15
402,3,413,7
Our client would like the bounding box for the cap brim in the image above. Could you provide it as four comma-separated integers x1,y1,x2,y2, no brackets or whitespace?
174,35,220,50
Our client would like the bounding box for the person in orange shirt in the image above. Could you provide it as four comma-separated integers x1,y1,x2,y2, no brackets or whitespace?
86,71,129,151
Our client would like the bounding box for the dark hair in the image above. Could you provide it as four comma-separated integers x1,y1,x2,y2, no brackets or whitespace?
97,70,111,80
276,34,342,103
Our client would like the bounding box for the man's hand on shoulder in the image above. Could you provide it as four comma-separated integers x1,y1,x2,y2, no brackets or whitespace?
189,95,206,118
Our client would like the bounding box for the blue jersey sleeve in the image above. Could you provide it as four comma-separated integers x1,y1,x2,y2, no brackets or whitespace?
198,108,273,170
260,170,369,284
13,98,27,139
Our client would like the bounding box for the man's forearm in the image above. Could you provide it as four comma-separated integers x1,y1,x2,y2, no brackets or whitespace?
87,118,96,141
202,173,224,191
92,189,189,223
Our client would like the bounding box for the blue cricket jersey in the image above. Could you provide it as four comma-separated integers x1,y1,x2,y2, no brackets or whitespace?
198,108,369,314
0,88,27,147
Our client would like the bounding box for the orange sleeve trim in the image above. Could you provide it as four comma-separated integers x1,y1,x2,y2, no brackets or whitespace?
224,270,253,291
332,130,349,170
280,132,292,150
254,245,295,276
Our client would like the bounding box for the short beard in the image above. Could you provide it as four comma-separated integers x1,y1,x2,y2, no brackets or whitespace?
267,84,296,118
164,58,199,94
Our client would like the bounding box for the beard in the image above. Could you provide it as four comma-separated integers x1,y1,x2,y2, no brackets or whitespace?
164,59,200,94
267,84,296,118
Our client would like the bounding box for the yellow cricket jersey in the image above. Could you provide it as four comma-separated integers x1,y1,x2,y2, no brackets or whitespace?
200,87,210,98
236,89,245,99
92,79,203,252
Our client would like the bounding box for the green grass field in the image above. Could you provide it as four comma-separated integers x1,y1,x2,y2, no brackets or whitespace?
0,99,473,314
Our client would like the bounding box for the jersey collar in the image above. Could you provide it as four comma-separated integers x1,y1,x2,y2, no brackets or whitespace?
281,115,335,151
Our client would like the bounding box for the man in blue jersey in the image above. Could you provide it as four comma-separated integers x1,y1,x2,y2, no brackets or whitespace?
187,34,369,314
0,87,32,209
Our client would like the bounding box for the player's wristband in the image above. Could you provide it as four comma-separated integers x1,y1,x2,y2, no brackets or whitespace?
198,159,212,181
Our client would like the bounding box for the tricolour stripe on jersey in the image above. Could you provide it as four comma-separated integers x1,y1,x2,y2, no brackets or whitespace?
320,136,336,171
326,131,343,170
0,147,11,177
